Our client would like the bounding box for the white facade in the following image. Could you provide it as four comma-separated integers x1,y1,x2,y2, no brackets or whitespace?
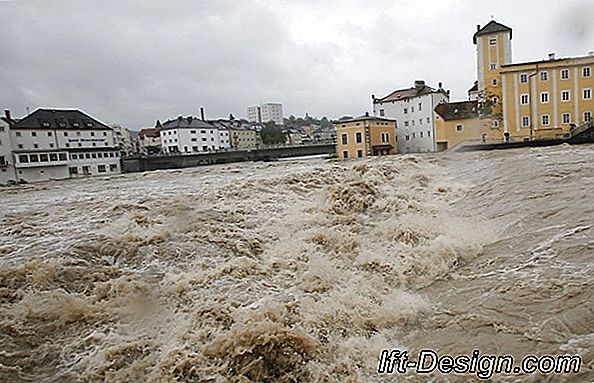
372,81,449,153
247,103,284,125
159,116,230,155
1,108,121,185
0,118,17,184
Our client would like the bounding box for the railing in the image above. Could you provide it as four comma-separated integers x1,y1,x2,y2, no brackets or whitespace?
568,121,593,138
123,140,336,159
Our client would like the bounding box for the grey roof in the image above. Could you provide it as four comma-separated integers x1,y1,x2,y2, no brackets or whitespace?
11,108,112,130
160,116,217,130
373,82,447,104
333,115,396,124
434,101,478,121
473,20,512,44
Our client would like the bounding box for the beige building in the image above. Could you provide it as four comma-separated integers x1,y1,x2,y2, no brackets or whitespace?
434,101,481,150
334,115,397,160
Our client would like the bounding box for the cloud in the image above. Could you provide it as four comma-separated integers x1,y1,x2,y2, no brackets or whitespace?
0,0,592,129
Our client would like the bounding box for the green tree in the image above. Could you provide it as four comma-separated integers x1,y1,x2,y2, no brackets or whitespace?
261,121,286,144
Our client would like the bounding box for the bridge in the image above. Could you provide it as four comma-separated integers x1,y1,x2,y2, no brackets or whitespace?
122,143,336,173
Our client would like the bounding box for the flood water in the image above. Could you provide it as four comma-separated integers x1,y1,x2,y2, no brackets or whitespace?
0,144,592,382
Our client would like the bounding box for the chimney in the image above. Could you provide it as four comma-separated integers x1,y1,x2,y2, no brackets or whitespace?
438,82,443,89
365,111,369,117
414,80,425,89
4,110,12,127
548,52,556,60
200,107,205,120
588,51,594,57
477,24,481,32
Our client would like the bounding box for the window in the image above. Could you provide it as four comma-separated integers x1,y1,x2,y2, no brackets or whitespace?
47,131,52,136
584,67,592,78
492,78,498,86
90,132,95,136
540,92,549,103
492,97,499,105
561,90,571,102
418,103,422,111
419,119,423,125
381,132,390,143
98,165,106,173
190,130,196,134
403,108,408,114
341,133,348,145
30,154,39,162
404,121,409,127
540,71,548,81
65,143,70,148
492,120,500,128
16,131,21,137
357,149,363,158
69,167,78,175
109,164,118,172
58,153,67,161
541,114,550,126
50,153,58,161
490,64,497,70
31,132,37,137
355,132,362,143
561,69,569,80
343,150,349,159
379,109,385,116
33,144,39,149
585,111,592,122
49,143,54,148
427,130,431,137
520,73,528,83
71,153,78,160
405,135,410,141
522,116,530,127
412,120,415,126
18,144,23,149
103,131,107,136
489,37,497,45
456,124,464,132
420,132,423,138
19,155,28,163
40,154,48,162
427,117,430,123
82,166,91,175
91,153,97,159
98,153,103,158
521,94,529,105
64,132,68,136
584,88,592,100
562,113,571,124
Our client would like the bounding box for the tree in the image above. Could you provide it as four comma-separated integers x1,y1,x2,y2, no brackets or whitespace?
261,121,286,144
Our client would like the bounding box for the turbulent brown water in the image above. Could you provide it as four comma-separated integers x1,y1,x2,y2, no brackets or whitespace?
0,145,592,382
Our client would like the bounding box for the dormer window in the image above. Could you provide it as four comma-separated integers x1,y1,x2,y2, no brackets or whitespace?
73,122,80,128
59,122,66,128
86,122,93,127
42,121,50,127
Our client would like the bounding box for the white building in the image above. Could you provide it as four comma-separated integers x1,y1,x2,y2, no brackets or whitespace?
159,116,230,154
0,117,17,184
372,80,449,153
247,102,284,125
1,108,121,184
112,124,137,156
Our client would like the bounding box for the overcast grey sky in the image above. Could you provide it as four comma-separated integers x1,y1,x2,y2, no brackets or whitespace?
0,0,593,129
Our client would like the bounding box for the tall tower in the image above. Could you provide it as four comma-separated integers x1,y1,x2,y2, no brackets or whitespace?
474,20,512,126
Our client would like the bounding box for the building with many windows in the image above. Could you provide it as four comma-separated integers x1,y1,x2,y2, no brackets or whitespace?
159,116,230,154
372,80,449,153
247,103,284,126
210,119,259,150
0,108,121,184
435,20,594,150
0,117,17,184
334,114,397,160
138,128,162,155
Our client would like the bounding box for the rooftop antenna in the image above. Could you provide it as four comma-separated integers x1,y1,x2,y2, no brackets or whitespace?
26,107,30,115
490,15,495,20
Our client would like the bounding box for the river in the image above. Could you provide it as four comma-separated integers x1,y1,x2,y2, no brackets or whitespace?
0,144,592,382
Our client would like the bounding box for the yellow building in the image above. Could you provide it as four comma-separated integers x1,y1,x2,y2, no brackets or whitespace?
435,19,594,150
501,55,594,139
229,126,258,149
334,115,397,160
434,101,481,150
